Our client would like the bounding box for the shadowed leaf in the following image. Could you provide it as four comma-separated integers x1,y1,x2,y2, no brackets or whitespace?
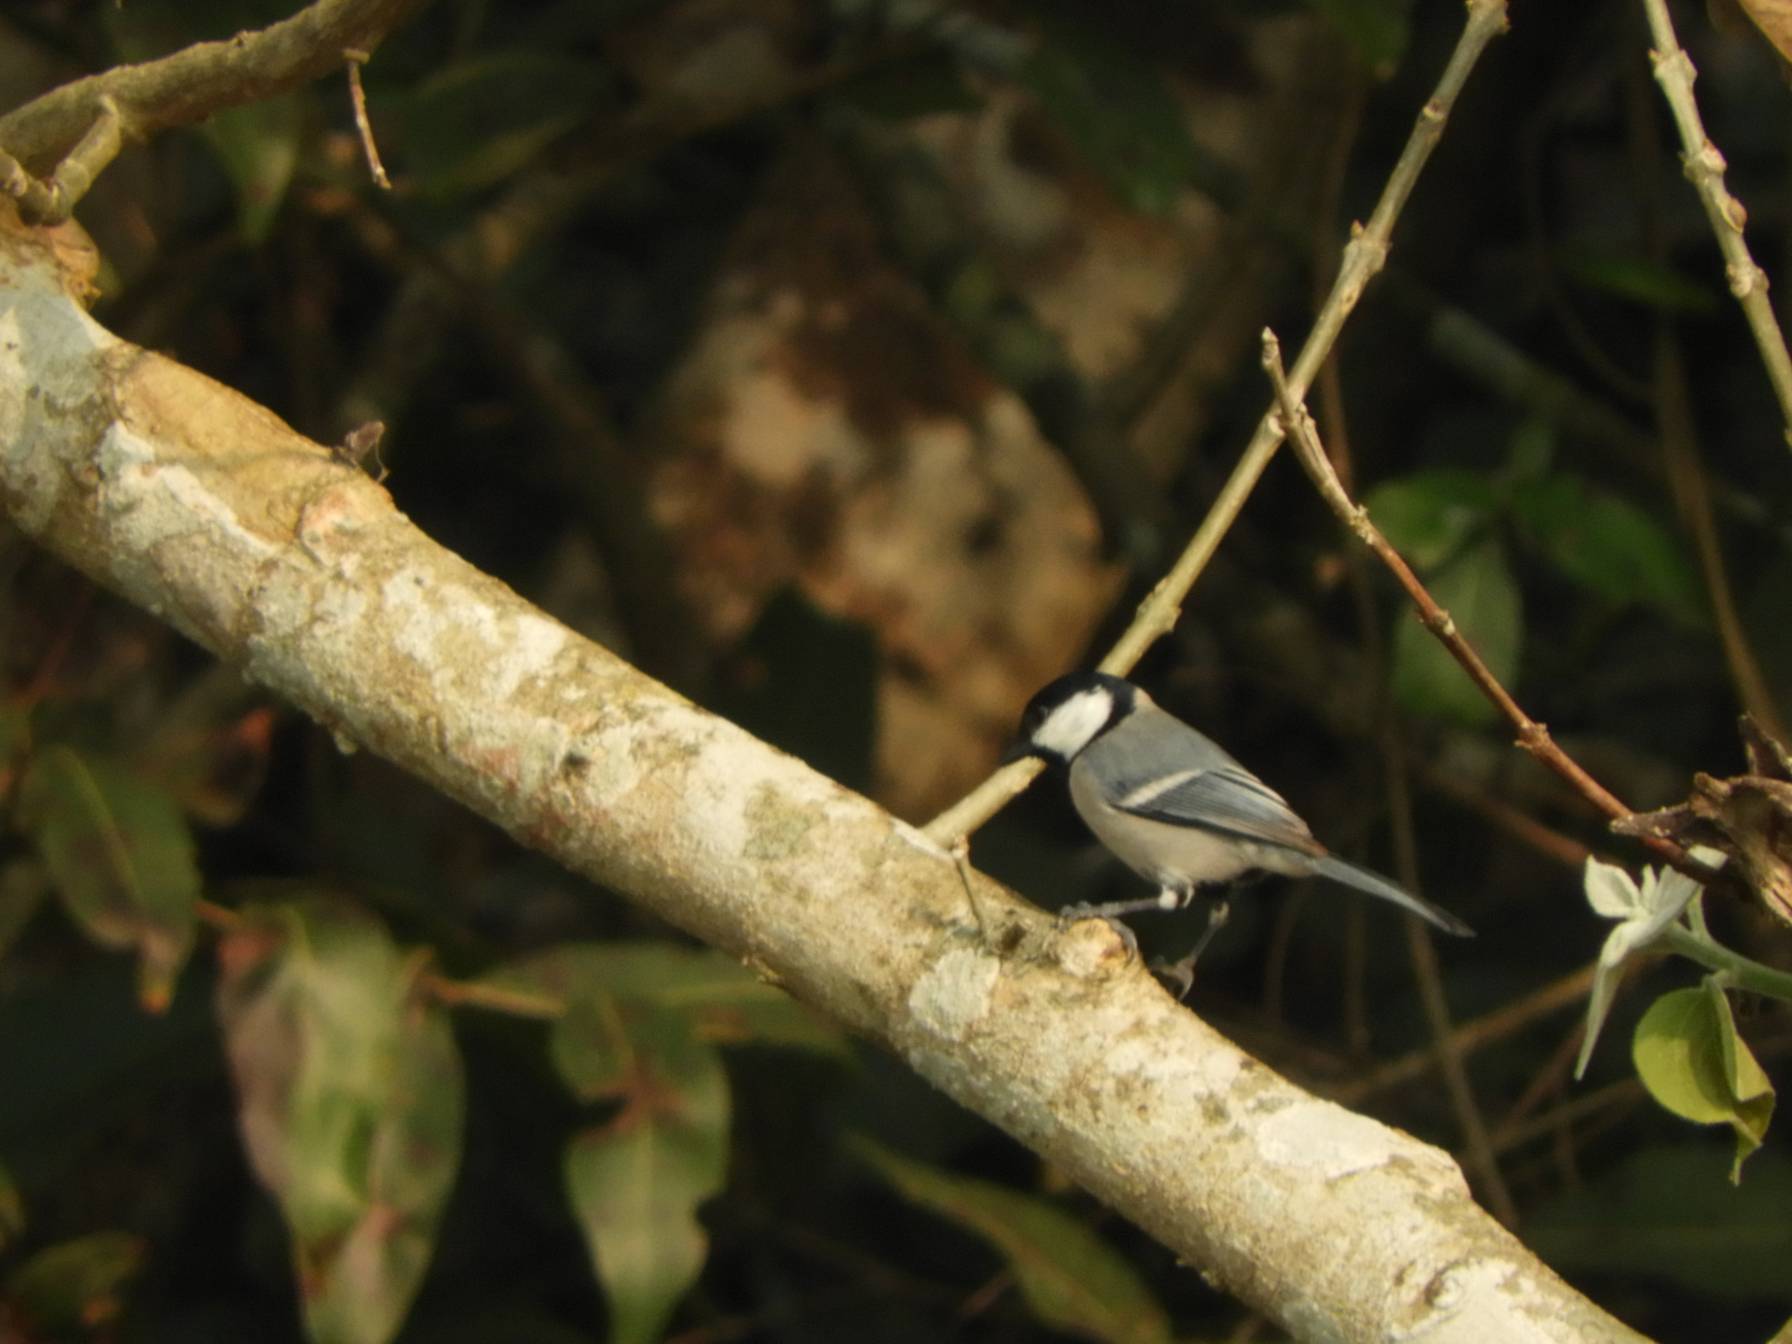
564,1007,730,1344
855,1140,1171,1344
1530,1145,1792,1297
482,941,844,1054
18,746,199,1011
2,1230,143,1332
216,898,464,1344
1512,475,1704,626
400,52,609,199
1390,533,1521,727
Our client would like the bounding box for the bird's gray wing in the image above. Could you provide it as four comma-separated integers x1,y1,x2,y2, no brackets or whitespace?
1110,765,1323,855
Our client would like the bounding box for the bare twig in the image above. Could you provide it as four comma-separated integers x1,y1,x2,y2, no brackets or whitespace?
1653,325,1789,742
923,0,1510,848
0,0,422,174
1385,728,1518,1226
1333,965,1598,1106
1641,0,1792,449
1260,330,1719,883
342,48,390,190
1628,50,1791,745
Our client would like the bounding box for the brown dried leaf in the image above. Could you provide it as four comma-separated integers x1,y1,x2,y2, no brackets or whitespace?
1612,716,1792,926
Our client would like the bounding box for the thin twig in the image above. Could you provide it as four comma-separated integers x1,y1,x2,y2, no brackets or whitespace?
922,0,1511,848
342,49,390,190
1492,1019,1587,1141
1641,0,1792,449
1412,759,1593,870
1654,325,1789,742
1629,54,1792,745
1385,726,1518,1226
423,974,565,1018
1332,964,1597,1106
1261,330,1718,882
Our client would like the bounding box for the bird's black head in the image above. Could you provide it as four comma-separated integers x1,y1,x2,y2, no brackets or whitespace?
1002,671,1140,766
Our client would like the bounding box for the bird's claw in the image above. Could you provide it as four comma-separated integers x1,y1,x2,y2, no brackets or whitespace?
1148,956,1196,1000
1056,904,1140,962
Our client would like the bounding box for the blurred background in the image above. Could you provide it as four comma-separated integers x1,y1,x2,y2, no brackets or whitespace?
2,0,1790,1339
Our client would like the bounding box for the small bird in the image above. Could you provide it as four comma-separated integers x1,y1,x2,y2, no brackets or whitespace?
1005,671,1472,993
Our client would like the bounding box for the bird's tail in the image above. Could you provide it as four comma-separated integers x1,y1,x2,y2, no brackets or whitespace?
1311,855,1474,936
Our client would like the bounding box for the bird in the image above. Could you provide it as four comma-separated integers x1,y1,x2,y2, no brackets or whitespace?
1004,671,1472,994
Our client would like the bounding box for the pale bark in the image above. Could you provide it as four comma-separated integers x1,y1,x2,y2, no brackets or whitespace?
0,211,1648,1343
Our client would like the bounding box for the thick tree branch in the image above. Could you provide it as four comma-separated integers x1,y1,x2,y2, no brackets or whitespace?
0,211,1646,1343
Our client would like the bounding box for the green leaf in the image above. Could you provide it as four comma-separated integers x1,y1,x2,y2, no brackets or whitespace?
401,52,608,199
1529,1144,1792,1298
1303,0,1413,74
550,993,634,1100
855,1140,1170,1344
564,1009,730,1344
1633,984,1775,1180
0,1162,23,1253
1512,475,1704,625
481,941,844,1055
2,1230,143,1332
1019,20,1202,214
1558,249,1720,315
1390,534,1522,727
1363,469,1498,571
216,898,464,1344
201,93,303,243
18,746,199,1011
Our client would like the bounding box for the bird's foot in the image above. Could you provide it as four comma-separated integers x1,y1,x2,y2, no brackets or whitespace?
1148,899,1232,1000
1148,956,1196,1000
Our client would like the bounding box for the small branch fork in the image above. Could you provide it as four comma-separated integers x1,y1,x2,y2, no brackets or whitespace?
923,0,1511,848
0,96,125,225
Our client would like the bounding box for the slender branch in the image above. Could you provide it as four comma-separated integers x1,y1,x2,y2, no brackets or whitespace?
423,973,564,1018
1641,0,1792,450
1260,330,1721,886
1386,728,1517,1225
0,0,424,173
1653,325,1789,742
1333,964,1597,1106
923,0,1510,848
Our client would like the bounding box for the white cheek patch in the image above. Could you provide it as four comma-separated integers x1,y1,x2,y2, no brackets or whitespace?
1033,689,1113,757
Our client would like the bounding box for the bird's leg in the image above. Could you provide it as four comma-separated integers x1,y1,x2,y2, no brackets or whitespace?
1151,898,1231,999
1057,884,1192,926
1056,886,1193,966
